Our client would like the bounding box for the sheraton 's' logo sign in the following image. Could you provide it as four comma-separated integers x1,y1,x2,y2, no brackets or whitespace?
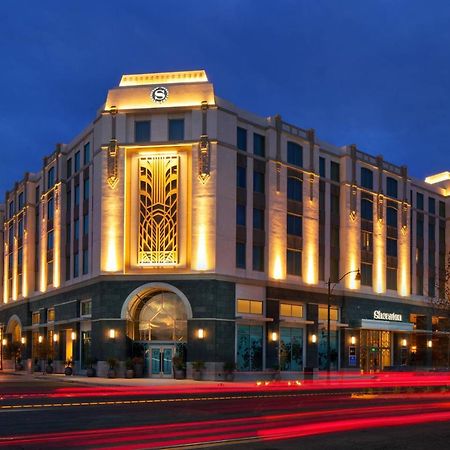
373,310,402,321
151,86,169,103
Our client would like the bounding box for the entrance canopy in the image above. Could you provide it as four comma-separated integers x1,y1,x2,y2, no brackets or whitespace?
359,319,414,332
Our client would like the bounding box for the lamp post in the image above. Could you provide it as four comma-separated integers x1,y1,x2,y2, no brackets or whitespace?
326,269,361,375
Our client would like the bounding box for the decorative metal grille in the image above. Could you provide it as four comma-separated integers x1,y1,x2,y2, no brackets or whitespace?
138,155,178,265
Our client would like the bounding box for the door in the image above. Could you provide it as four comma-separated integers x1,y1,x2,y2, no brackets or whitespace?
149,346,173,377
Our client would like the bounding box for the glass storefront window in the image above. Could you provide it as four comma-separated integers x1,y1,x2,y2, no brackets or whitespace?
280,327,303,371
237,325,263,371
81,331,91,369
318,328,338,370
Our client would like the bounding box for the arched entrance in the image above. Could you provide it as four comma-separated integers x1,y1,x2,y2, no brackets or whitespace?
6,315,23,368
122,283,191,378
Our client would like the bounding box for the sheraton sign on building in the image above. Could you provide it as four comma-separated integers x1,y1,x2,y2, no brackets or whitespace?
373,310,403,322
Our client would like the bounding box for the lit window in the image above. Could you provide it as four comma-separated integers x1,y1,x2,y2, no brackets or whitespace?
318,306,339,321
280,303,303,318
32,312,40,325
47,308,55,322
237,299,263,315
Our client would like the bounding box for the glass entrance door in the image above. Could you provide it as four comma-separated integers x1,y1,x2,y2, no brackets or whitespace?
150,346,173,377
360,330,392,372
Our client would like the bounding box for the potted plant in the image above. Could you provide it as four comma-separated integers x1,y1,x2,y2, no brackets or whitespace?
86,357,97,377
46,357,54,374
173,355,186,379
192,360,205,381
132,356,144,378
107,358,118,378
223,361,236,382
64,359,73,376
125,358,134,378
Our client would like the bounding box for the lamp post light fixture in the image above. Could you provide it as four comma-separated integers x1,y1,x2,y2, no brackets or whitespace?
326,269,361,375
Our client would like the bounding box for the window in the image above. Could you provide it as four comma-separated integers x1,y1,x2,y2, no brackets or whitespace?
386,177,398,198
74,151,80,172
168,119,184,140
428,222,435,242
429,197,436,215
330,161,340,182
319,157,326,177
47,197,54,220
417,216,424,238
80,300,92,317
318,306,339,321
47,167,55,189
66,222,71,243
83,142,91,164
387,238,397,257
287,176,302,202
18,219,24,238
253,171,265,193
66,158,72,178
280,327,303,371
360,167,373,190
35,186,40,204
287,214,302,236
83,178,90,201
82,249,89,275
74,218,79,240
74,185,80,206
386,267,397,290
253,133,265,157
416,192,424,210
253,208,264,230
237,325,263,371
361,231,373,252
47,308,55,322
361,263,373,286
135,121,151,142
18,192,24,209
237,127,247,151
237,166,246,189
236,242,246,269
66,189,72,213
73,253,79,278
361,198,373,221
8,226,13,246
287,141,303,167
252,244,264,271
236,204,246,226
8,201,14,218
83,214,89,235
32,312,40,325
280,303,303,318
386,206,397,228
439,201,446,218
237,299,263,315
17,248,23,266
286,249,302,276
47,230,54,250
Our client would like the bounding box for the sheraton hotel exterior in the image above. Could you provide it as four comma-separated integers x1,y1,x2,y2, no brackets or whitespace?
0,70,449,378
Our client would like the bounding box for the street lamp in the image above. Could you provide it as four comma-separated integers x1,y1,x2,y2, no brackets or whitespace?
326,269,361,374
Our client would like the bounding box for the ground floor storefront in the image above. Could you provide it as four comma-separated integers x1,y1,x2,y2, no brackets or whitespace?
1,279,449,378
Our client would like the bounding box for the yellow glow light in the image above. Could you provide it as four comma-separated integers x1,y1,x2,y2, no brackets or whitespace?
311,334,317,344
2,338,7,346
197,328,205,339
425,171,450,184
195,225,208,271
350,335,356,345
38,335,43,344
271,331,278,342
272,253,283,280
53,333,58,342
53,187,61,288
71,331,77,341
21,337,26,344
427,339,433,348
119,70,208,87
105,226,119,272
109,329,116,339
374,221,385,294
401,338,407,347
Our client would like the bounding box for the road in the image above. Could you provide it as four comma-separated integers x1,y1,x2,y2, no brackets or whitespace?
1,373,450,449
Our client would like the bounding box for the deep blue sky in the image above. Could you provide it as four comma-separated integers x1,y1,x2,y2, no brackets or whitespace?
1,0,449,196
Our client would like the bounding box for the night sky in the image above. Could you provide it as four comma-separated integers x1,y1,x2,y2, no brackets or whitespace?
1,0,449,196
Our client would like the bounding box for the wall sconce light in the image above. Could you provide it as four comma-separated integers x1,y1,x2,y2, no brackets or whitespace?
38,335,43,344
311,334,317,344
271,331,278,342
53,333,58,343
21,337,26,345
71,331,77,341
2,338,7,346
197,328,205,339
427,339,433,348
109,329,116,339
401,338,407,347
350,335,356,345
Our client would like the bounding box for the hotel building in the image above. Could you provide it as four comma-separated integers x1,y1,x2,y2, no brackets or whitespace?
0,70,449,378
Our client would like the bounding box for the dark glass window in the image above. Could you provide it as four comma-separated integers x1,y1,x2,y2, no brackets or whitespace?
417,216,424,238
416,192,424,210
83,178,90,201
83,214,89,235
168,119,184,140
35,186,40,204
287,142,303,167
237,166,247,189
73,253,79,278
18,218,24,238
236,242,246,269
74,219,79,240
361,198,373,221
387,238,397,257
237,127,247,151
18,192,24,210
47,167,55,189
135,121,151,142
253,133,265,157
287,177,302,202
386,177,398,198
386,267,397,290
252,245,265,271
83,142,91,165
429,222,435,242
253,208,265,230
360,167,373,190
66,158,72,178
82,249,89,275
286,249,302,276
387,206,397,228
439,201,446,218
47,230,54,250
74,151,80,172
253,171,265,193
429,197,436,214
74,185,80,206
287,214,302,236
236,204,246,226
8,201,14,218
330,162,340,182
319,157,326,178
47,197,54,220
361,263,373,286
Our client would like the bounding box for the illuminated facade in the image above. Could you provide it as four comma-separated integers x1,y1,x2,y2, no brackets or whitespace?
0,70,449,378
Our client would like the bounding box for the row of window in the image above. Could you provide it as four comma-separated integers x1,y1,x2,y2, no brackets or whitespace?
31,300,92,325
135,119,185,143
